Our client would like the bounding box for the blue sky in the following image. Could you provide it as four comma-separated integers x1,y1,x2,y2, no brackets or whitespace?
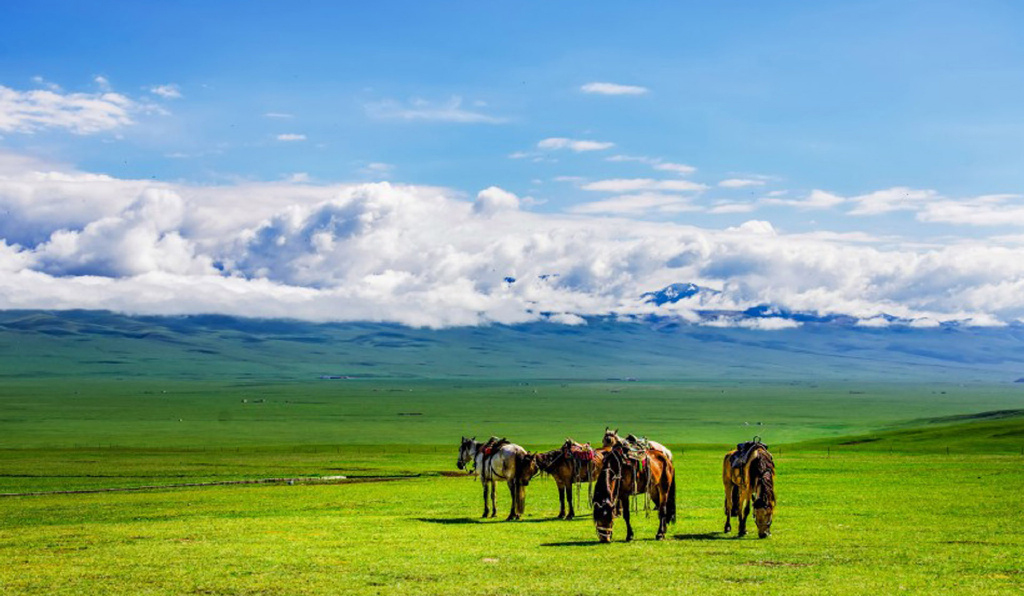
2,2,1024,326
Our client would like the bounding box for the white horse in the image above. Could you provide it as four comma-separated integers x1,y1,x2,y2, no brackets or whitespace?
602,427,674,460
457,436,529,520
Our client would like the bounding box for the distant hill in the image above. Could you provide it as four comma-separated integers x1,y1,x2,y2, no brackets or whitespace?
3,310,1024,383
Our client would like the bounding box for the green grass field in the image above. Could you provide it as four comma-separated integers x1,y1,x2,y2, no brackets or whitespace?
2,377,1023,595
2,313,1024,594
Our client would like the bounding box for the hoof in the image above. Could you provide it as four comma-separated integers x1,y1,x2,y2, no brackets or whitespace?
737,531,747,538
566,515,575,521
656,534,665,541
556,514,565,520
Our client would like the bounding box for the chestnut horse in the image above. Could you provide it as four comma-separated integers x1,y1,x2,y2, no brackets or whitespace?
722,440,776,538
518,439,606,520
457,436,530,520
592,443,676,542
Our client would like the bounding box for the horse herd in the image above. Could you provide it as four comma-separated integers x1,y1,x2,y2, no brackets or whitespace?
456,428,776,543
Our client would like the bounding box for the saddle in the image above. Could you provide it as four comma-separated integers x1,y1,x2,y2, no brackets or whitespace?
480,436,510,457
730,437,769,469
565,442,596,462
622,434,652,460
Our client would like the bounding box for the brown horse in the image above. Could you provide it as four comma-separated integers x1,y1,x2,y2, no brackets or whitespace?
722,441,776,538
518,439,606,520
592,443,676,542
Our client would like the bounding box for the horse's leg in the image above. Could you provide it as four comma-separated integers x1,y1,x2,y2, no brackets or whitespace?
566,480,576,520
505,479,514,520
556,481,566,519
738,489,751,537
622,494,634,542
516,478,526,518
723,482,736,533
482,479,490,518
654,483,667,540
489,480,498,518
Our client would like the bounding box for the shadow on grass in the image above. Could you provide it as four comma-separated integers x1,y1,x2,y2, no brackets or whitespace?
673,532,729,541
417,515,584,525
539,540,604,547
416,517,482,525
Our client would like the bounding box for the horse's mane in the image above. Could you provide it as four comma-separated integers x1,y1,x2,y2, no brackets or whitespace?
749,449,775,505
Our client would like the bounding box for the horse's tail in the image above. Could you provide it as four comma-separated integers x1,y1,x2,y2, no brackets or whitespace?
666,462,677,524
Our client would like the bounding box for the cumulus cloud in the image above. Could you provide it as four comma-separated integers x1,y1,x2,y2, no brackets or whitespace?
4,155,1024,327
538,137,615,152
0,84,137,134
473,186,520,215
276,133,306,142
581,82,649,95
366,96,505,124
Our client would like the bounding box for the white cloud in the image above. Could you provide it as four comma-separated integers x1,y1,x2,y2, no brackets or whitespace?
148,84,182,99
763,189,845,210
538,137,615,152
366,96,505,124
606,155,696,175
569,193,699,215
708,202,758,214
264,112,294,119
0,84,137,135
581,82,649,96
358,162,394,179
473,186,520,216
276,133,306,142
581,178,707,193
719,178,766,188
4,154,1024,327
848,187,939,216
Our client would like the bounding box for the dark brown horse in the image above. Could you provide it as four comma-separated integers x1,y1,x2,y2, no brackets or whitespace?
592,443,676,542
517,439,606,520
722,441,776,538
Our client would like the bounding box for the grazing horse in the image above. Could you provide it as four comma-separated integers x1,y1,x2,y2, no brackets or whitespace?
518,439,607,520
592,443,676,542
457,436,530,520
601,427,674,461
722,440,776,538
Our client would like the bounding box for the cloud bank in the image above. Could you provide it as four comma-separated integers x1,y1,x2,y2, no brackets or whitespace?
1,154,1024,327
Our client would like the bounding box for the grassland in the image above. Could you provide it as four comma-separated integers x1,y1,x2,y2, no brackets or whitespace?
1,312,1024,594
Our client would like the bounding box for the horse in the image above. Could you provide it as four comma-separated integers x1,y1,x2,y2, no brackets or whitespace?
601,427,674,461
592,442,676,542
517,438,607,520
457,436,530,520
722,440,776,538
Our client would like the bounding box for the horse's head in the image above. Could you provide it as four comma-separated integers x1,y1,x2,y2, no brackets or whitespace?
754,493,775,538
601,427,620,450
457,436,477,470
592,450,623,543
515,452,540,486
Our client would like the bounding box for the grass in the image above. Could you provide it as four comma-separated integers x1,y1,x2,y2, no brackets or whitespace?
2,449,1022,595
2,312,1024,593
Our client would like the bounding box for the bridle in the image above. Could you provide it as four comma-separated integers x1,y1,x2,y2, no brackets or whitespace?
457,440,478,471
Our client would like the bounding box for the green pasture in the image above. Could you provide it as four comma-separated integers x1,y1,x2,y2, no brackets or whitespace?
1,377,1023,594
1,449,1022,595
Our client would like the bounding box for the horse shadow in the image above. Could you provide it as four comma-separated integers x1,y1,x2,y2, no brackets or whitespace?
539,540,604,547
416,517,482,525
673,532,729,541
